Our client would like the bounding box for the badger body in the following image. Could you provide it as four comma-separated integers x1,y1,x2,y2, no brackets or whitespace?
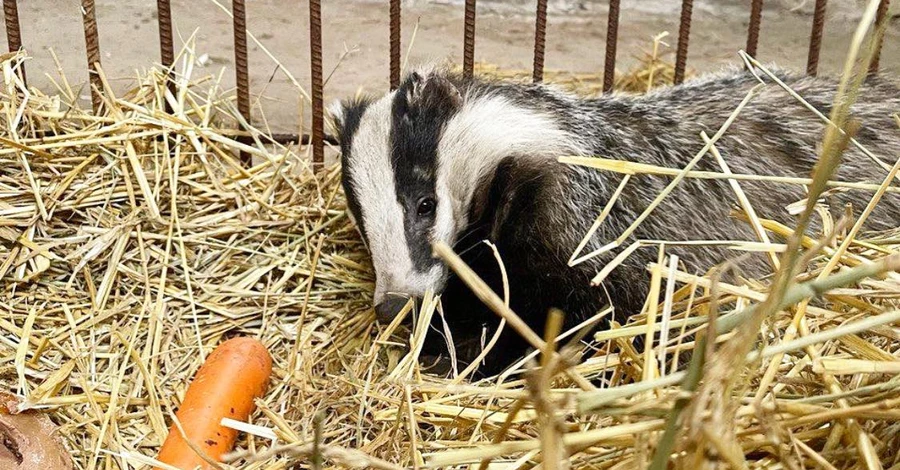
331,66,900,376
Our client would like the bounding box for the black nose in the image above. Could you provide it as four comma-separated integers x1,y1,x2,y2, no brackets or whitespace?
375,294,411,322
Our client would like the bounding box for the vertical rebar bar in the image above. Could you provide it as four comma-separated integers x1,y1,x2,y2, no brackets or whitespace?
310,0,324,169
532,0,548,82
602,0,620,93
463,0,477,79
157,0,175,69
232,0,252,166
3,0,25,84
673,0,693,85
746,0,763,58
81,0,103,113
390,0,401,90
869,0,891,75
157,0,175,113
806,0,827,76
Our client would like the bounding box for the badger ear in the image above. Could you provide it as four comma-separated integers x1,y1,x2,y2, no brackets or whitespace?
327,97,371,141
424,73,463,110
327,99,347,135
406,71,426,103
400,70,463,117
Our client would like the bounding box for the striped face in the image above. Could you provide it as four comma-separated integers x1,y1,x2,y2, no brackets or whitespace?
333,69,583,321
332,72,464,321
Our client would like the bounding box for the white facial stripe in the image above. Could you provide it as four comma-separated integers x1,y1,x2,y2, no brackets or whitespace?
436,93,587,231
348,92,446,304
347,93,408,303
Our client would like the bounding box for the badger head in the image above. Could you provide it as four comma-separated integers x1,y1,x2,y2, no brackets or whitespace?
330,71,465,321
331,68,582,322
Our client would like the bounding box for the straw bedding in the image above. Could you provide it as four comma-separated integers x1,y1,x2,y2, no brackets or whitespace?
0,31,898,470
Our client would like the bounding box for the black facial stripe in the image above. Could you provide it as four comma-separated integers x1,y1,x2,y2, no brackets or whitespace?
389,74,460,272
338,98,371,243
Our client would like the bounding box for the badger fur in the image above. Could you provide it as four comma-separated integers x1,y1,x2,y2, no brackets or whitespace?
330,65,900,376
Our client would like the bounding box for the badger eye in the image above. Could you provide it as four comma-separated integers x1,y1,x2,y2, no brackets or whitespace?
417,198,436,217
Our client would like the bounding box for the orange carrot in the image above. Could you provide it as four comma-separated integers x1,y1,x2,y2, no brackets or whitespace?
155,337,272,470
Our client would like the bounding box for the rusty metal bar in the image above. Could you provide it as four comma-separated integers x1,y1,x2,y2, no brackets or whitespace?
747,0,763,58
236,133,338,146
3,0,25,84
310,0,324,169
157,0,175,69
602,0,620,93
869,0,891,75
390,0,401,89
532,0,548,82
232,0,252,166
463,0,477,79
806,0,827,76
673,0,694,85
81,0,103,113
30,127,335,146
157,0,175,114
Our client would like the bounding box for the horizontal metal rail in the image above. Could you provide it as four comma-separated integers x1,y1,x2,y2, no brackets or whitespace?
236,133,338,146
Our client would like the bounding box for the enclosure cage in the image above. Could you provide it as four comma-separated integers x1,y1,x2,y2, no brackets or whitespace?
1,0,893,168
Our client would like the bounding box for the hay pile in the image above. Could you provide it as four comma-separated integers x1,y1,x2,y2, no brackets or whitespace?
462,32,681,95
0,26,898,470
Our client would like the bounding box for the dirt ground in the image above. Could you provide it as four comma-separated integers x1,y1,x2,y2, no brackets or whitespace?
2,0,898,134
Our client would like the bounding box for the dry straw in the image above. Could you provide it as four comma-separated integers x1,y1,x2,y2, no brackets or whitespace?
0,16,898,470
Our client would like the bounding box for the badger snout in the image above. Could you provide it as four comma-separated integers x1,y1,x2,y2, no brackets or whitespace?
375,293,414,322
372,262,448,322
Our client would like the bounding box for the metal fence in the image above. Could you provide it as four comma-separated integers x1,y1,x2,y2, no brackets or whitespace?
1,0,893,169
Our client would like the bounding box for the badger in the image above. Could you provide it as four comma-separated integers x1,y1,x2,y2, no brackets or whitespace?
329,64,900,376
